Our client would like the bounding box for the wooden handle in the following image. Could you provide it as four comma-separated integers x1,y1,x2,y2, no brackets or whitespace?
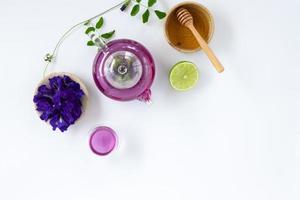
189,25,224,73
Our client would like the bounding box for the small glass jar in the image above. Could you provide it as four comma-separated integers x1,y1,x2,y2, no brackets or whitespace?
89,126,118,156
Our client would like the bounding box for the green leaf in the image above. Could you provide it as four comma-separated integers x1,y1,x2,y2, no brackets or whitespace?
148,0,157,7
154,10,166,19
84,20,90,26
95,17,104,29
131,4,140,16
101,30,115,39
136,0,141,3
85,27,95,34
87,41,95,46
142,9,150,23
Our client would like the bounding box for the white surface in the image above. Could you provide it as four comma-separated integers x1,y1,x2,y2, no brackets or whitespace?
0,0,299,199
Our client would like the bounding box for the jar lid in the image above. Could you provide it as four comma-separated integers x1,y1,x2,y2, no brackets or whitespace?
89,126,117,156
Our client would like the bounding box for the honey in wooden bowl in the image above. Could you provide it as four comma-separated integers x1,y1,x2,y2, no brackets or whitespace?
165,2,214,52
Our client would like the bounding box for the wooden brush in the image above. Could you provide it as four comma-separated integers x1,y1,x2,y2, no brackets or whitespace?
177,8,224,73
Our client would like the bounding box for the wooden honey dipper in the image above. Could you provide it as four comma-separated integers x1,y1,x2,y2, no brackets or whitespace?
176,8,224,73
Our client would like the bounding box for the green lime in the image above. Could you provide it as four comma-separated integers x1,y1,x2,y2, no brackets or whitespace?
169,61,199,91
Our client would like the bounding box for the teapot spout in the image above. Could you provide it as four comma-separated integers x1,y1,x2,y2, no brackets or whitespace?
137,89,152,104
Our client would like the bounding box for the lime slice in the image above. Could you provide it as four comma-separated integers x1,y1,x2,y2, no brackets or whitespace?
169,61,199,91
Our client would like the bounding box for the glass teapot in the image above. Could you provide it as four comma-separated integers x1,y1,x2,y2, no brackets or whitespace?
92,39,155,103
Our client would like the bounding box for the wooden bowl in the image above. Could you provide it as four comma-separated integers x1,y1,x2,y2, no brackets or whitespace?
164,2,214,52
34,72,89,127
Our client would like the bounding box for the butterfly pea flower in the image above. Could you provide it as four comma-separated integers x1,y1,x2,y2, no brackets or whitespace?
33,75,85,132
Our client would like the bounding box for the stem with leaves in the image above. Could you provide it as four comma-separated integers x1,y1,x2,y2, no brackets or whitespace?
122,0,166,23
43,1,125,77
84,17,115,49
42,0,166,77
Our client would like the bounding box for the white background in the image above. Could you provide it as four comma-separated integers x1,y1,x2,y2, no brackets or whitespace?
0,0,299,199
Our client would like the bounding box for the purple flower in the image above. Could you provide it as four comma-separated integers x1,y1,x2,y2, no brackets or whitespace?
33,75,85,132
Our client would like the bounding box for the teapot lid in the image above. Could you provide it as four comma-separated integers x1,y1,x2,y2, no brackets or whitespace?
103,51,143,89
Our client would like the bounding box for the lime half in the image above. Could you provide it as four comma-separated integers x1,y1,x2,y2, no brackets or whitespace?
169,61,199,91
